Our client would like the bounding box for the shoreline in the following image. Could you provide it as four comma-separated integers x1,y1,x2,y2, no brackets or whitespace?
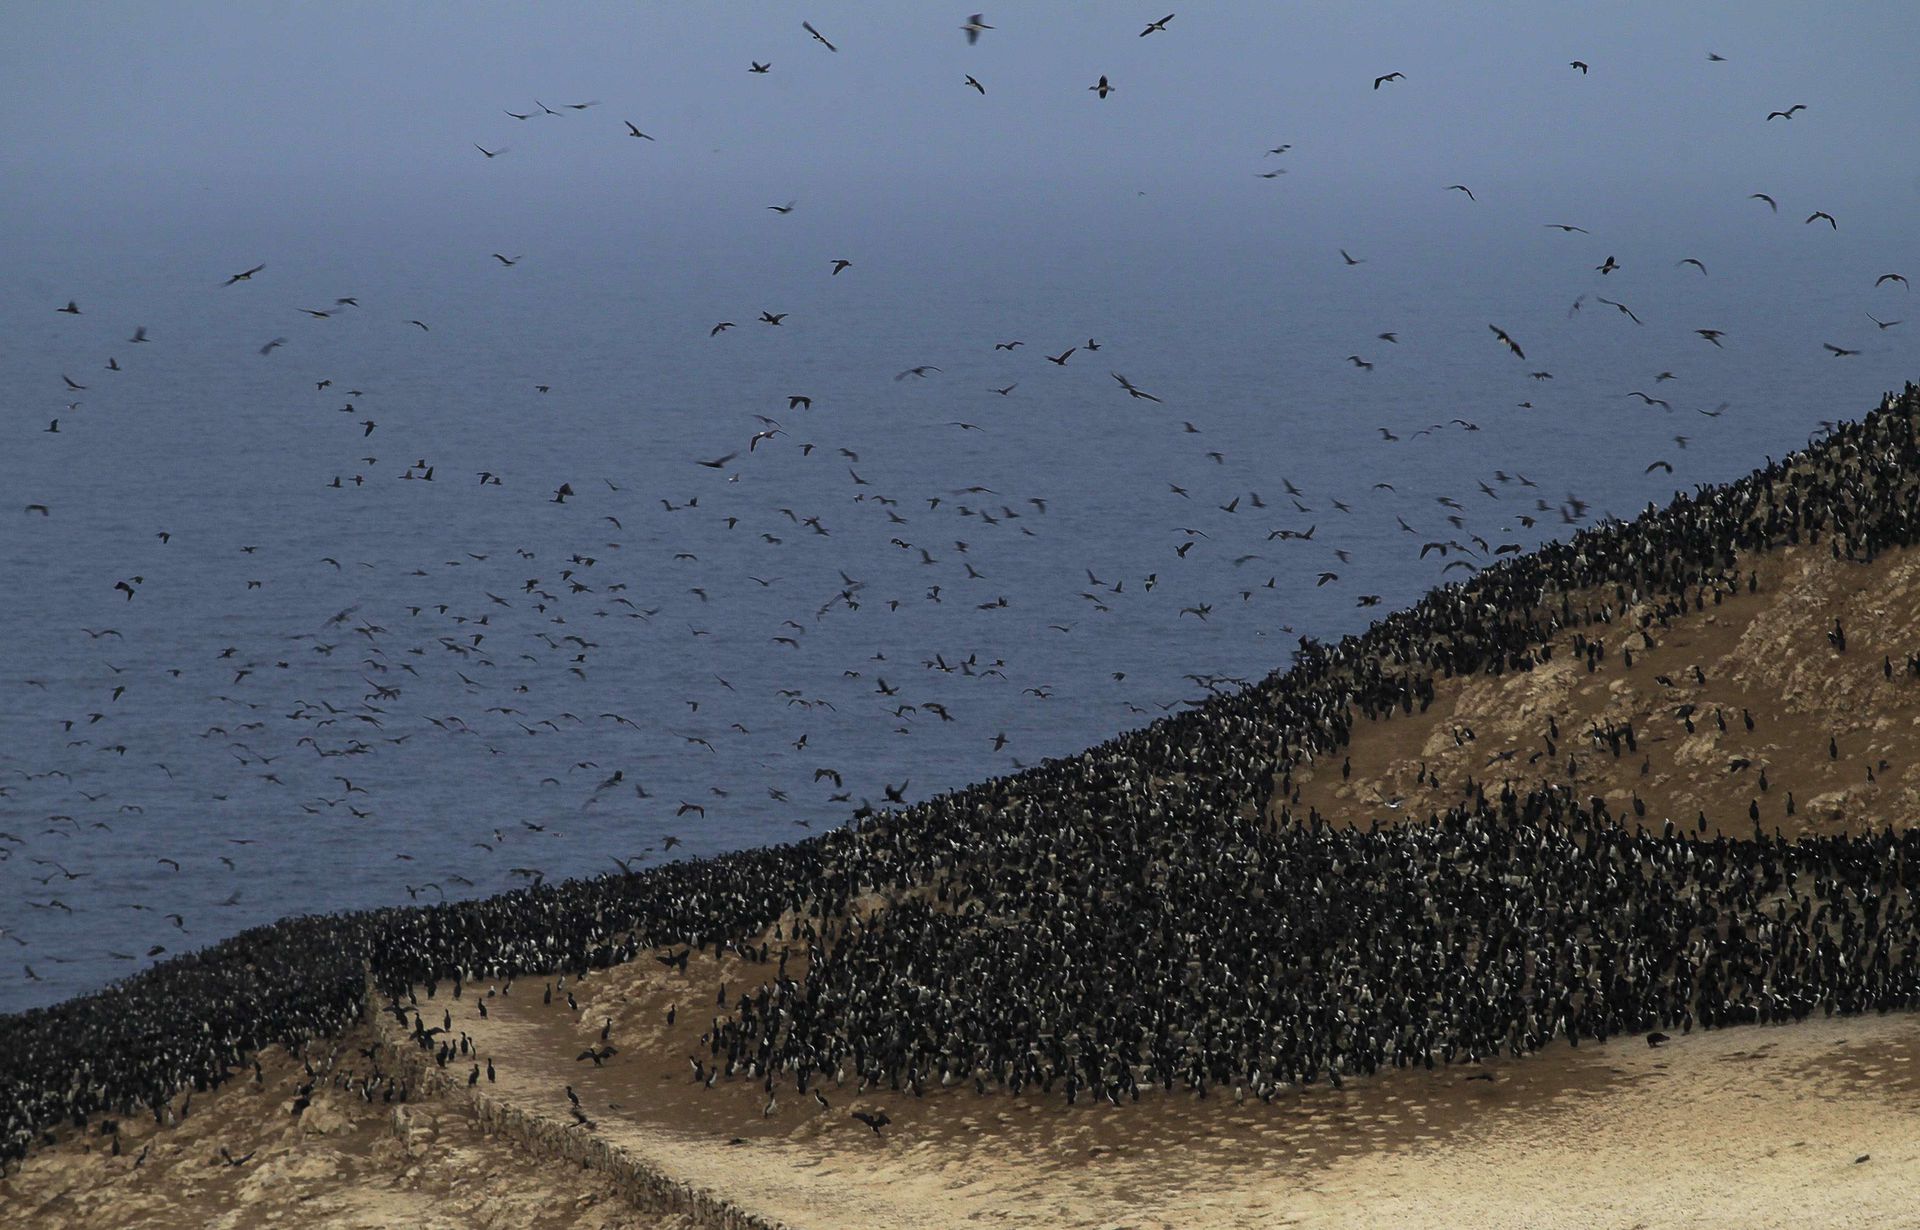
9,383,1920,1172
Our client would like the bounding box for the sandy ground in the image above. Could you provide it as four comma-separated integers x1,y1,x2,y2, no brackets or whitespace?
1285,543,1920,837
9,538,1920,1228
399,939,1920,1230
0,1024,682,1229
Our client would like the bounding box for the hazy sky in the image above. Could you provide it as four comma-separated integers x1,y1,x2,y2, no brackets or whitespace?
7,2,1920,257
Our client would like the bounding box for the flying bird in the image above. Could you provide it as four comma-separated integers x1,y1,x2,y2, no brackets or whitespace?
1595,296,1642,324
1749,193,1778,212
1805,211,1837,229
961,14,992,44
1447,184,1476,201
1373,72,1405,89
1765,104,1807,120
802,20,837,51
625,122,655,140
1111,372,1162,402
1140,14,1175,36
1089,75,1113,99
1488,325,1526,360
223,264,266,286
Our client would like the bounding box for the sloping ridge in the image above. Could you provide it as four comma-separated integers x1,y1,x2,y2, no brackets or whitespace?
7,384,1920,1201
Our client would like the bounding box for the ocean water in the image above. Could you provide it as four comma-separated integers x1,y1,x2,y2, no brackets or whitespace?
4,4,1916,1012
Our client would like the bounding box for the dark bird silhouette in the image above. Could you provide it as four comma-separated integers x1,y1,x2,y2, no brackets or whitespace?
965,75,985,95
1089,75,1113,99
1373,72,1405,89
1749,193,1778,212
1765,104,1807,120
1823,342,1861,357
1111,373,1162,402
1806,211,1837,229
1488,325,1526,360
624,122,655,140
802,20,837,52
852,1109,891,1134
222,264,266,286
1595,296,1642,324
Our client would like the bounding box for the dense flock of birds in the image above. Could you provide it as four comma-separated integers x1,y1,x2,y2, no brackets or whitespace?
9,383,1920,1161
5,12,1919,1164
